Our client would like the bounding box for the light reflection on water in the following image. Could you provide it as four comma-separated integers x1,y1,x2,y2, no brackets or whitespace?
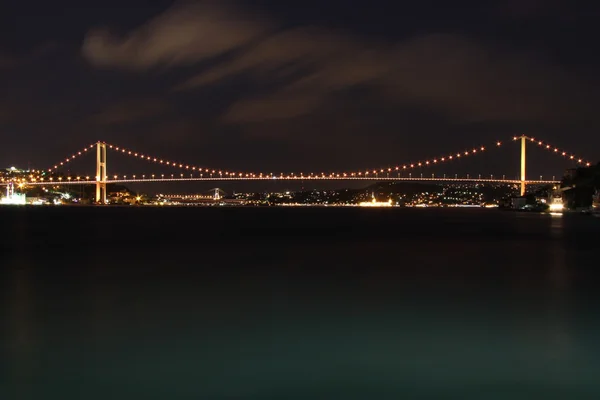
1,208,600,399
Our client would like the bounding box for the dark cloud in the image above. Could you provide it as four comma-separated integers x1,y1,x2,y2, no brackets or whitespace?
495,0,566,19
174,27,379,89
189,29,590,126
223,93,323,123
384,34,590,123
80,2,597,129
0,107,10,124
0,42,60,70
0,52,18,68
82,1,272,70
89,98,172,125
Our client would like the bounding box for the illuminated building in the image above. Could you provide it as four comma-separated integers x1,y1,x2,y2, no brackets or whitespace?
1,183,26,205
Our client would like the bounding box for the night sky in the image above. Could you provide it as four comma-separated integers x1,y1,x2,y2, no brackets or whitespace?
1,0,600,181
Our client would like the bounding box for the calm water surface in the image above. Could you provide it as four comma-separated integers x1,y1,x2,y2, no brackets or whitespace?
1,207,600,399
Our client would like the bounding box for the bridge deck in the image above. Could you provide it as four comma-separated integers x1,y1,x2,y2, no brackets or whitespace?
1,177,560,186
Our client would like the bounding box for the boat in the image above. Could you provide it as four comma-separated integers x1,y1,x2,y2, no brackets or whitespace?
548,196,564,212
358,193,393,207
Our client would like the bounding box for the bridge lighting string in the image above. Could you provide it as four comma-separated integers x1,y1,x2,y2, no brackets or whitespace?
40,139,505,181
337,140,505,179
516,136,592,167
47,143,97,172
103,141,258,179
102,140,504,180
40,136,591,182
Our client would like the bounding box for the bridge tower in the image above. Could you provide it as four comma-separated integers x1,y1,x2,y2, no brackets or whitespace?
520,135,527,197
95,142,107,204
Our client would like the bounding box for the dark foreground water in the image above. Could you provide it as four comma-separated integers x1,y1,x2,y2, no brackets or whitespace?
1,207,600,399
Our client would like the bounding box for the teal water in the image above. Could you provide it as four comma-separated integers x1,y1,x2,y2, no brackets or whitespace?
1,207,600,399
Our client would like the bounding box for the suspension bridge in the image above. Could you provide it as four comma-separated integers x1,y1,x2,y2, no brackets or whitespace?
1,135,592,204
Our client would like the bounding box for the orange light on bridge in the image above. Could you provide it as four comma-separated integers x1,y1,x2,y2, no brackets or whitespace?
43,135,584,187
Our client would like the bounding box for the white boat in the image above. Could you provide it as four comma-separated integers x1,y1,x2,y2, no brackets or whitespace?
358,193,393,207
547,196,564,212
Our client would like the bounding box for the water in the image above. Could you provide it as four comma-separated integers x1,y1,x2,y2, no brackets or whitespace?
1,207,600,399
